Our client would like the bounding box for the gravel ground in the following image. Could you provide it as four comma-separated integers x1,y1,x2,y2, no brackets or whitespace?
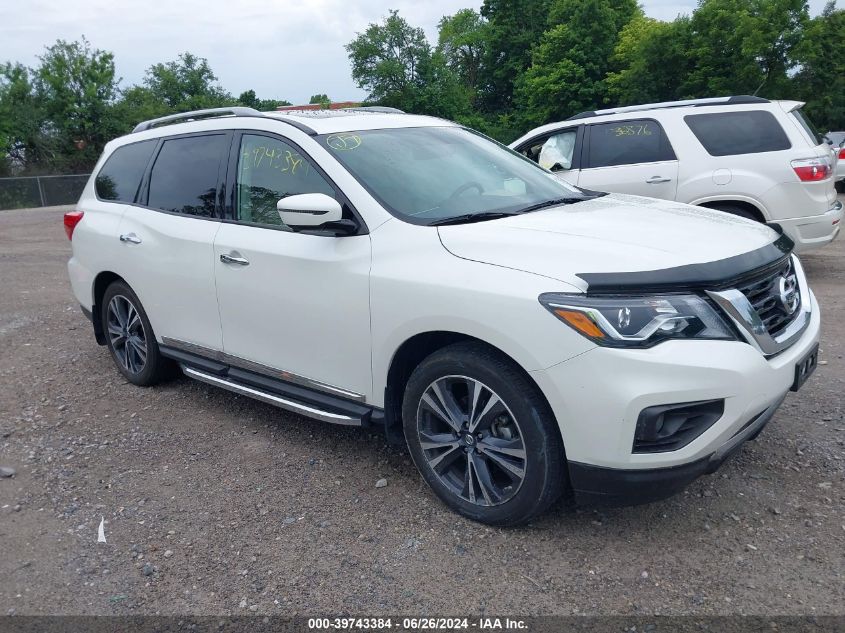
0,203,843,617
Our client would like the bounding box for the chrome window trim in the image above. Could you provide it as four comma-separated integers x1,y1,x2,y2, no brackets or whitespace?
160,337,366,402
707,255,811,356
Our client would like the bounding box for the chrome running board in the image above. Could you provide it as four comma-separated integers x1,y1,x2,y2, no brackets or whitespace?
181,365,362,426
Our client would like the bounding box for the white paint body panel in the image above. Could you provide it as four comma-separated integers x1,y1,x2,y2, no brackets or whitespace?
116,208,223,350
213,223,373,397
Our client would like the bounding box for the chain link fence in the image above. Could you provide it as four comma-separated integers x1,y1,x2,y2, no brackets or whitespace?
0,174,90,210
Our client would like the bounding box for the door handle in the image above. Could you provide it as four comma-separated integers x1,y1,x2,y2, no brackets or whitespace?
119,233,142,244
220,252,250,266
646,176,671,184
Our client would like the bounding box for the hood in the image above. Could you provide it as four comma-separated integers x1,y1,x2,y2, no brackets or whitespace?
437,193,781,292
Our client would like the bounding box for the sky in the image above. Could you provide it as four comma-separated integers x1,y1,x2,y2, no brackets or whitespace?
2,0,841,105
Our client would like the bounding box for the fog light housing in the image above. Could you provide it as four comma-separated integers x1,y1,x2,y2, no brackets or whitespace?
634,399,725,453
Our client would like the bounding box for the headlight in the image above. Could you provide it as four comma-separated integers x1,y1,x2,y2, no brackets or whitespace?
539,293,736,348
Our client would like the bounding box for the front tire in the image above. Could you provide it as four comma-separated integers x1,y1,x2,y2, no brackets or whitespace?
101,281,171,386
402,342,566,526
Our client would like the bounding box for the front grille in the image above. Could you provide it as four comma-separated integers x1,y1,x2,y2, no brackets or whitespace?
736,259,800,338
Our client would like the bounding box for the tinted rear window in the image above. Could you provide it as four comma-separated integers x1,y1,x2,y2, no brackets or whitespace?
684,111,791,156
147,134,228,217
95,140,157,202
586,119,675,168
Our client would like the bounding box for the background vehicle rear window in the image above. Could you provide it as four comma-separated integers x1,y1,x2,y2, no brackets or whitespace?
147,135,228,217
684,111,791,156
95,140,156,202
586,119,675,168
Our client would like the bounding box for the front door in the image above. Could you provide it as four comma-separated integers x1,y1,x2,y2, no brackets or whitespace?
515,127,582,187
213,131,372,399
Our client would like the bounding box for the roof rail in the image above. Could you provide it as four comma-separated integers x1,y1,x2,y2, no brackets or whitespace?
132,107,264,133
344,106,405,114
565,95,770,121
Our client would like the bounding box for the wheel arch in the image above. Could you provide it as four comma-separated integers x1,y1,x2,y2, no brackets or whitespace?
694,197,769,223
382,331,561,448
91,271,126,345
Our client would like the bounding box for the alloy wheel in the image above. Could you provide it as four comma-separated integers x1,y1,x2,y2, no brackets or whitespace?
106,294,147,375
416,375,527,506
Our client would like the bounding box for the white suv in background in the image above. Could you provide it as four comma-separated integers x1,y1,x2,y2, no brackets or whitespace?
511,96,842,252
66,107,820,525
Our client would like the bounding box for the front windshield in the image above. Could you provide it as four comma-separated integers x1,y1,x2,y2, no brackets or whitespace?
320,126,588,224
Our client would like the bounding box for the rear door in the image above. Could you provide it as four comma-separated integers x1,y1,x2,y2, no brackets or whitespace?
514,126,583,186
115,131,230,351
577,118,679,199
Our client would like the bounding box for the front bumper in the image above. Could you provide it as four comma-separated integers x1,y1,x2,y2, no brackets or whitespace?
530,289,821,504
568,395,783,506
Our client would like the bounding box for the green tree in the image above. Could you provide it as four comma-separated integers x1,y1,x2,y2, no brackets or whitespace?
108,85,169,135
479,0,553,112
437,9,488,92
346,10,431,109
515,0,639,126
606,16,692,105
794,1,845,130
0,63,49,174
143,52,231,111
34,37,119,171
309,93,330,106
237,89,290,110
681,0,807,98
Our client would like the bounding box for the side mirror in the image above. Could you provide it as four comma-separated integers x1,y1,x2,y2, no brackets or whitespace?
277,193,343,230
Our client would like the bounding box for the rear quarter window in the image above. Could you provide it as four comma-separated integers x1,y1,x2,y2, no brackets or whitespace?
95,140,157,202
684,111,791,156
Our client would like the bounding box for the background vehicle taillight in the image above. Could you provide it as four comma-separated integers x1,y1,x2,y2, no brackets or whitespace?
63,211,84,240
839,147,845,160
791,157,831,182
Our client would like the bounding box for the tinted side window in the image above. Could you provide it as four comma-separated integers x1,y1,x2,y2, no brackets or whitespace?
95,140,157,202
587,119,674,168
236,134,335,227
147,135,228,217
684,111,791,156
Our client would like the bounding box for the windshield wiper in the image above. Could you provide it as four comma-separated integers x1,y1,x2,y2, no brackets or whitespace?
515,197,587,214
428,212,519,226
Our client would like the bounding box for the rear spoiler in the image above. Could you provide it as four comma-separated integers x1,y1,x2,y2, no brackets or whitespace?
778,100,806,113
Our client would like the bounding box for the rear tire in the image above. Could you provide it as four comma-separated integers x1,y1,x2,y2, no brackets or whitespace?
101,281,172,386
402,342,566,526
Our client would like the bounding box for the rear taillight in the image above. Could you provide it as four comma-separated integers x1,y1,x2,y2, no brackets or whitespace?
791,157,831,182
838,147,845,160
63,211,84,240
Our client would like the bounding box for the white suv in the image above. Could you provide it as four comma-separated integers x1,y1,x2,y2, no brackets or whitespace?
66,107,821,525
511,96,842,252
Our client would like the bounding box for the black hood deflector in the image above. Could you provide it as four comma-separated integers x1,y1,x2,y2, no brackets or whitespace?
577,234,793,294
